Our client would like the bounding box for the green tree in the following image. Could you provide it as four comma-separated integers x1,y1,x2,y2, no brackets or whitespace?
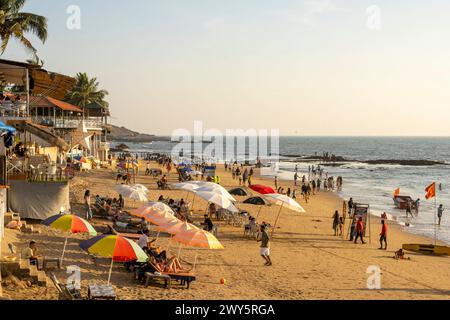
0,0,47,57
66,72,109,116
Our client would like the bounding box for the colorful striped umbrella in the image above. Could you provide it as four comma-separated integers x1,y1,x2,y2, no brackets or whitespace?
42,214,97,266
131,202,178,226
79,234,147,284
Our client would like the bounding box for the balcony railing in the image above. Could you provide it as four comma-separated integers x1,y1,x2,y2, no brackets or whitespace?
33,117,105,130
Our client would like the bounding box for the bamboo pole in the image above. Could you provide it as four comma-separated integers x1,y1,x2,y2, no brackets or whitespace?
107,258,114,285
60,237,68,267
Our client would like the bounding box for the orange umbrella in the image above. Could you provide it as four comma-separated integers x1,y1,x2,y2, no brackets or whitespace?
172,229,224,250
130,202,179,226
156,221,199,234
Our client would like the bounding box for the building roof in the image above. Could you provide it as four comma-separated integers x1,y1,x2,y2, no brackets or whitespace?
0,58,76,101
30,95,84,113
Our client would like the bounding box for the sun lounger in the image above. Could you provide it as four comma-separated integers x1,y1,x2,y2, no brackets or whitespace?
144,272,172,288
147,260,196,289
108,225,141,240
49,272,83,300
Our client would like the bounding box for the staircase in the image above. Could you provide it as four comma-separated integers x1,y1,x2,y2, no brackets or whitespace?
18,259,48,287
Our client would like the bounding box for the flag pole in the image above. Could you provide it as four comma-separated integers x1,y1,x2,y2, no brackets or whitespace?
434,185,437,245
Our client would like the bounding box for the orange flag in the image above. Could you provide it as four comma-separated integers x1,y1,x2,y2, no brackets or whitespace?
393,188,400,197
425,182,436,200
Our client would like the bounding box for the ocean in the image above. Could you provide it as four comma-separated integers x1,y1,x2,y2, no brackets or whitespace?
113,137,450,244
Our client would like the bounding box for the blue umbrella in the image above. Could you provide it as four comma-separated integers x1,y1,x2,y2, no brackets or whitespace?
0,121,16,134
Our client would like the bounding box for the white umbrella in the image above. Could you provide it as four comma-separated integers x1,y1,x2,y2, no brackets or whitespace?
131,184,149,193
264,193,305,236
264,194,306,213
115,185,149,202
171,182,200,192
195,191,239,213
195,183,236,202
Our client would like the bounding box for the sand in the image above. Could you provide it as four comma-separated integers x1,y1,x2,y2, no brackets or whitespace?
2,162,450,300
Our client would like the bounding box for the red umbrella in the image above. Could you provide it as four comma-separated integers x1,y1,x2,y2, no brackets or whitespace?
249,184,276,194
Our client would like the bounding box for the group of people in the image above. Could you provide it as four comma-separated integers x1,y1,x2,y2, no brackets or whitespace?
230,165,254,187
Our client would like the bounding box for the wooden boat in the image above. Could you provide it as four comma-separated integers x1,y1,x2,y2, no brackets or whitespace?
402,244,450,256
393,195,414,210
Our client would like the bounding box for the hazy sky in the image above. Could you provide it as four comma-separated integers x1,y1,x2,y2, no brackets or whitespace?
3,0,450,136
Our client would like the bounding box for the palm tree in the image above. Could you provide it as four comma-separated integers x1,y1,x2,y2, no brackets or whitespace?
66,72,109,117
0,0,47,57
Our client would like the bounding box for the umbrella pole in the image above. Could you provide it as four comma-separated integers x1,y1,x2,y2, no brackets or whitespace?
177,242,182,258
193,252,198,272
255,206,263,221
107,258,114,285
60,237,68,267
271,203,284,237
191,194,197,213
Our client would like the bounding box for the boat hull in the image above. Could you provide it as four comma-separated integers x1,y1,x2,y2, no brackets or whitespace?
402,244,450,256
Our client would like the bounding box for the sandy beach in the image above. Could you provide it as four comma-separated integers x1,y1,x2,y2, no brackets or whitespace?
2,162,450,300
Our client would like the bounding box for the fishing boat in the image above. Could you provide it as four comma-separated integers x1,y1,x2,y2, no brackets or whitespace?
393,195,414,210
402,244,450,256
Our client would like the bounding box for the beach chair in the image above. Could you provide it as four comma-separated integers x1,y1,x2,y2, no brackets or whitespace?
49,272,83,300
147,260,196,289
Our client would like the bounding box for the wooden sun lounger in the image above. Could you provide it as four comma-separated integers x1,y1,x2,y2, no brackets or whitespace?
108,225,141,240
147,260,196,289
144,272,171,288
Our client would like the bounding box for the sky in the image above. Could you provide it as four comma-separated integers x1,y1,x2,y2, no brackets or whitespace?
3,0,450,136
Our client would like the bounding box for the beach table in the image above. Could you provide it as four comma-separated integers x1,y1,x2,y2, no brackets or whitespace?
87,284,117,300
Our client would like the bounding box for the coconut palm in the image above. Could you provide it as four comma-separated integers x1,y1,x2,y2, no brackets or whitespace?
66,72,109,116
0,0,47,57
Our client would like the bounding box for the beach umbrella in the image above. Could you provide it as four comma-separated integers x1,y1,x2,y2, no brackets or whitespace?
42,214,97,266
115,184,149,202
130,202,178,226
249,184,276,195
171,229,224,270
172,182,200,192
156,220,199,235
195,191,239,213
195,183,236,202
264,193,306,236
79,234,147,284
242,197,270,220
131,184,149,193
228,188,248,196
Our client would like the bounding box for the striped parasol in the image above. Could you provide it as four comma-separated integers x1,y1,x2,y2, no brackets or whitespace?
79,234,147,284
42,214,97,266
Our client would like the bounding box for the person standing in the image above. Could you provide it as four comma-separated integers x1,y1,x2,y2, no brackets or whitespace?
379,220,388,250
84,190,93,220
348,198,354,217
294,172,298,186
354,217,365,244
437,204,444,226
257,225,272,266
332,210,340,236
274,176,278,190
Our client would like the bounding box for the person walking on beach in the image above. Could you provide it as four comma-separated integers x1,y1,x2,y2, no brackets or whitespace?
294,172,298,186
332,210,340,236
405,200,412,218
379,220,388,250
348,198,354,217
274,176,278,190
84,190,93,220
339,217,344,236
354,217,365,244
437,204,444,226
257,225,272,266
